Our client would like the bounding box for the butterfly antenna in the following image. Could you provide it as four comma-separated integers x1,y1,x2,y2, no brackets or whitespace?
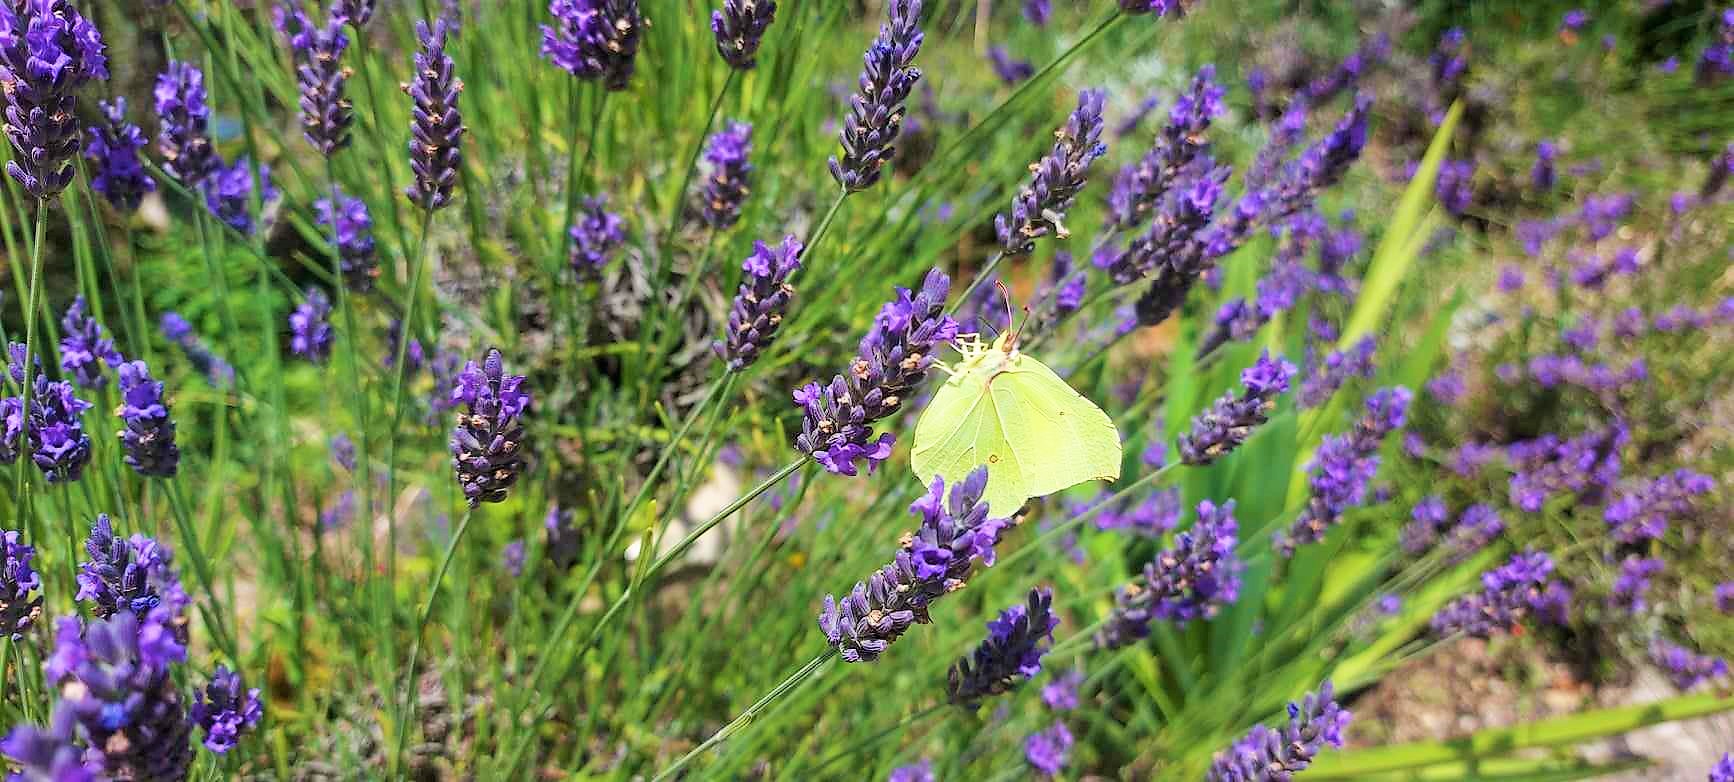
992,281,1023,350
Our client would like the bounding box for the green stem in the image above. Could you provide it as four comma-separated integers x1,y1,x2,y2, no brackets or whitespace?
383,208,437,593
953,250,1008,313
658,69,738,253
12,203,46,538
392,508,476,775
805,191,849,259
650,650,837,782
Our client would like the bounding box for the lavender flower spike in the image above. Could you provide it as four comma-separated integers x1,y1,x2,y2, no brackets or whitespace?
1430,551,1566,637
542,0,645,90
289,288,335,364
700,122,754,230
716,235,802,370
202,156,278,236
1121,0,1195,15
1097,499,1241,648
116,360,180,478
1206,681,1352,781
0,704,87,781
76,514,189,620
1275,387,1410,556
1,529,41,640
190,664,263,753
569,194,626,276
794,268,958,475
404,18,464,211
1178,350,1296,465
45,612,194,780
277,4,354,156
154,61,218,186
829,0,924,192
449,348,531,506
27,373,93,484
947,587,1059,706
0,0,109,199
995,88,1108,255
333,0,376,27
317,190,379,292
1716,754,1734,782
84,97,156,213
712,0,777,70
818,467,1013,662
59,296,122,389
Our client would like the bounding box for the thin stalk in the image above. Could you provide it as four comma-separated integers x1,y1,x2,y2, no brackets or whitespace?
383,208,438,593
392,508,476,775
164,480,239,660
650,650,838,782
953,249,1008,311
12,204,46,531
805,191,849,259
658,69,738,254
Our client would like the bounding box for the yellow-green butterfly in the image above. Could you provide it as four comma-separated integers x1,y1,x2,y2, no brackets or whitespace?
911,327,1121,516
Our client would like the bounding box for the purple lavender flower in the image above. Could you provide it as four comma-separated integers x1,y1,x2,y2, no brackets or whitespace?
1560,9,1589,33
888,760,934,782
1277,387,1411,555
987,45,1034,85
1698,10,1734,85
1401,495,1449,554
794,268,957,476
320,490,356,530
1206,681,1351,781
276,4,353,155
1041,669,1082,711
154,61,218,186
1,529,40,640
316,190,378,292
1097,499,1241,648
84,97,155,213
1023,0,1050,25
502,539,526,577
1178,350,1296,465
1120,0,1194,15
711,0,776,70
330,432,356,471
58,296,121,389
202,156,277,236
1024,721,1072,777
1432,551,1568,636
828,0,924,192
1435,158,1475,215
1305,34,1388,102
543,0,644,90
700,121,753,230
190,664,262,753
404,18,464,211
115,361,179,478
43,611,194,780
947,587,1058,706
1104,65,1223,234
1651,639,1728,692
385,318,426,373
161,311,235,389
0,0,108,199
76,515,189,621
1532,140,1558,192
1260,94,1372,226
818,467,1012,662
569,194,626,276
1508,424,1625,513
995,88,1108,255
1084,485,1180,536
22,371,92,485
289,288,334,365
716,235,802,371
1446,503,1503,555
1605,469,1714,543
449,348,531,506
0,705,90,781
1611,555,1663,613
1579,192,1633,241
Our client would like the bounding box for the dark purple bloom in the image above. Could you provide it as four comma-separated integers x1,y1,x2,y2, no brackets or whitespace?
404,18,464,211
1,529,40,640
333,0,376,26
1400,494,1449,554
712,0,776,70
1097,499,1241,648
449,348,531,506
115,361,179,478
84,97,155,212
1298,336,1376,408
316,190,378,292
0,704,93,781
700,121,753,230
1104,65,1223,234
1605,469,1714,543
1435,158,1475,215
818,467,1012,662
716,235,802,371
289,288,334,364
42,611,194,780
1431,551,1567,636
1651,639,1727,692
828,0,924,192
1041,669,1082,711
154,61,217,186
276,4,353,155
0,0,108,199
1178,350,1296,465
1277,387,1410,555
543,0,644,90
1611,555,1663,613
76,515,188,621
987,45,1034,85
1698,10,1734,85
1024,721,1072,777
1119,0,1194,15
21,370,92,484
794,268,957,476
947,587,1058,706
1532,139,1557,192
569,194,626,276
58,296,120,389
995,88,1108,255
190,664,262,753
202,156,277,236
1206,681,1351,781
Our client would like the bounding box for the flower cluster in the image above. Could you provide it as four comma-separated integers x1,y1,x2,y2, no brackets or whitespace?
829,0,924,192
946,587,1058,706
793,269,957,475
11,369,95,485
116,360,180,478
316,190,379,292
1097,499,1241,648
190,665,264,753
333,0,375,27
994,88,1108,255
1507,424,1625,513
155,61,218,186
0,0,108,199
276,3,353,156
1430,551,1570,636
1650,639,1727,692
715,235,802,371
30,612,194,779
700,122,754,230
1024,721,1072,777
1,529,40,640
1206,682,1351,781
569,194,626,276
1610,555,1663,613
84,97,156,213
404,18,464,211
1603,469,1715,544
59,296,121,389
76,514,189,621
289,288,335,365
818,467,1012,662
449,348,531,506
1276,387,1411,556
712,0,776,70
202,156,277,236
1178,350,1296,465
1101,65,1223,238
542,0,644,90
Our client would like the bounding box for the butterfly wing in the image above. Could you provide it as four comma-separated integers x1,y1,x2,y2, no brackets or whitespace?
991,352,1122,503
911,371,1015,507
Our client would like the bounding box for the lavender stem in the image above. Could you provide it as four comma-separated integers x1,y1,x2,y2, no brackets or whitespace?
391,508,475,774
651,650,837,781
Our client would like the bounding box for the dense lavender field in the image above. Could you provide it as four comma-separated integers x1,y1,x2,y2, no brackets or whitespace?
0,0,1732,779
